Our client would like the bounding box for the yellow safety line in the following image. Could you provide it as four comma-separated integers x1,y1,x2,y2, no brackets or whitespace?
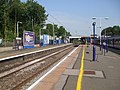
76,46,85,90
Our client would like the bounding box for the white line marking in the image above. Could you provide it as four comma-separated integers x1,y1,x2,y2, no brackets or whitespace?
26,47,78,90
0,44,72,61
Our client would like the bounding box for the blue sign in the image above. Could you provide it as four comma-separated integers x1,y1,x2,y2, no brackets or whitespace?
41,34,49,46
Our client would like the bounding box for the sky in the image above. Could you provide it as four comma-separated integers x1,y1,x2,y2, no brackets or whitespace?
21,0,120,36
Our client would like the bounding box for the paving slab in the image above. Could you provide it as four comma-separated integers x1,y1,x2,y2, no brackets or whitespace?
60,45,120,90
63,69,79,76
52,75,68,90
82,45,120,90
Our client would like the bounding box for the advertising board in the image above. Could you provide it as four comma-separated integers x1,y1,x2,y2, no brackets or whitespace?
23,31,35,48
0,39,2,44
42,34,49,46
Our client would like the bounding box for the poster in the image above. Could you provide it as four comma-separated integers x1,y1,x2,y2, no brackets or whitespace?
23,31,35,48
0,39,2,44
42,34,49,46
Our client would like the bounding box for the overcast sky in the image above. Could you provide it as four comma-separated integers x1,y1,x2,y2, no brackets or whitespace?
21,0,120,36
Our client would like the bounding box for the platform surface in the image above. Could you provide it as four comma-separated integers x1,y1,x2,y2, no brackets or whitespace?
29,45,120,90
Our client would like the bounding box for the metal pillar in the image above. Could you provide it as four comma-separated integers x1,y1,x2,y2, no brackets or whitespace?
17,22,19,37
53,23,55,45
39,28,41,47
16,21,22,37
99,18,102,51
92,22,96,61
104,35,106,56
105,30,108,53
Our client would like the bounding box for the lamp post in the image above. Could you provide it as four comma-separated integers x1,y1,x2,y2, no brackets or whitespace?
104,17,109,53
103,29,106,55
92,17,109,53
92,17,102,51
103,17,109,55
16,21,22,50
17,21,22,37
99,18,102,51
39,25,47,47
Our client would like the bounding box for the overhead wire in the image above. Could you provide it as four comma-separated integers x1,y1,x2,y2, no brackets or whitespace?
45,11,69,32
46,11,63,25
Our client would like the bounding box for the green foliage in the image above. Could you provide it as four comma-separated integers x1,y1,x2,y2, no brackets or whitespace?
66,32,71,36
0,0,71,45
57,26,66,38
0,0,47,43
101,26,120,36
44,24,71,39
45,24,53,36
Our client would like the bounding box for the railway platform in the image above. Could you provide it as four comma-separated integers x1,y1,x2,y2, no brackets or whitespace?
0,44,64,59
27,45,120,90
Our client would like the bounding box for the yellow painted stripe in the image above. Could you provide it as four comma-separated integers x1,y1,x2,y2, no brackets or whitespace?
76,46,85,90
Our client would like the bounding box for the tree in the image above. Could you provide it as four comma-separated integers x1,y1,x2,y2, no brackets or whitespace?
25,0,47,34
57,26,66,38
45,24,53,36
0,0,48,45
0,0,72,46
44,24,71,39
101,26,120,36
66,32,71,36
9,0,21,36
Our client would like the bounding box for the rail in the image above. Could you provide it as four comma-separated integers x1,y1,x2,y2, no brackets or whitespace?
0,43,72,62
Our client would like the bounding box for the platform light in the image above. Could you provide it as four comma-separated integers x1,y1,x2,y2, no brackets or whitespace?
92,17,109,53
92,17,96,20
17,21,22,37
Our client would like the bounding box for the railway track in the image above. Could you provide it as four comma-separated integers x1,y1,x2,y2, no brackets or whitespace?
0,44,71,73
0,45,73,90
108,47,120,55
